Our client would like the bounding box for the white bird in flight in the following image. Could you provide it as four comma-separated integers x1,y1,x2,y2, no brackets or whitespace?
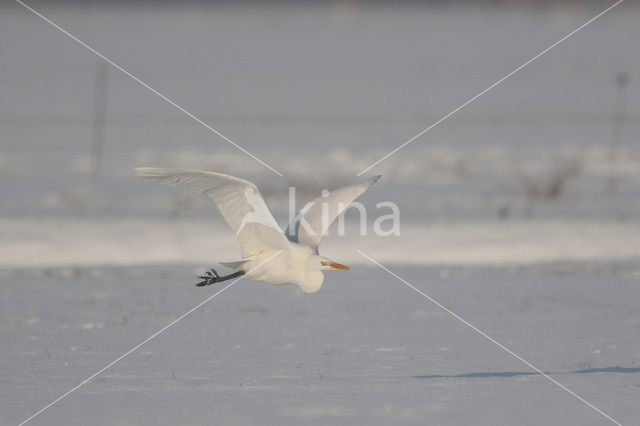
135,168,381,293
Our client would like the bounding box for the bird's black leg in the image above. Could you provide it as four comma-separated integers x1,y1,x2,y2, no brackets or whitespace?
196,269,245,287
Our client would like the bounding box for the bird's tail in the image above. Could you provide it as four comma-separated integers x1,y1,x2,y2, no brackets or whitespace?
220,260,248,271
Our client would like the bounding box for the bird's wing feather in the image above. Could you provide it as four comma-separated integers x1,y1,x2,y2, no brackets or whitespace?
285,176,381,251
135,168,288,255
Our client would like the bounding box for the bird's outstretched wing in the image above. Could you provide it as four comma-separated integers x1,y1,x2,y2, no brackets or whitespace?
135,168,288,255
285,175,381,251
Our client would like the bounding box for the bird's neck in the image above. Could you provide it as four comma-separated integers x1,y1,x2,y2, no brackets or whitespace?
302,270,324,294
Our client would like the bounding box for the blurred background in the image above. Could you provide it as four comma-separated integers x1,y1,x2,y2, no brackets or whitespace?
1,0,639,267
3,2,640,425
2,1,640,262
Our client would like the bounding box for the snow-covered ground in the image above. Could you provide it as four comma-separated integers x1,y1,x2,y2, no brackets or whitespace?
2,2,640,425
2,263,639,425
2,218,640,268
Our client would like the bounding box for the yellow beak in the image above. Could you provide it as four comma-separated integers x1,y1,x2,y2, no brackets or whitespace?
328,262,351,270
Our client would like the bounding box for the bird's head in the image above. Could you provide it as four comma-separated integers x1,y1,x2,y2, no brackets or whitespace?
308,255,351,272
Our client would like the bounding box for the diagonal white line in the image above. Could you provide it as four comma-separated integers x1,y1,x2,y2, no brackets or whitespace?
356,250,623,426
356,0,625,176
17,250,283,426
14,0,283,177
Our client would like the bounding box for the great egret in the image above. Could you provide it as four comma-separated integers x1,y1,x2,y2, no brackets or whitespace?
135,168,381,293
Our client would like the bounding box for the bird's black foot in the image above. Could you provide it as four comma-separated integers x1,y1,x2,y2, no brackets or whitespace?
196,269,244,287
196,268,221,287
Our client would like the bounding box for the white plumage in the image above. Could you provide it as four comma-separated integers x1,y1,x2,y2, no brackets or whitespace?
135,168,380,293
